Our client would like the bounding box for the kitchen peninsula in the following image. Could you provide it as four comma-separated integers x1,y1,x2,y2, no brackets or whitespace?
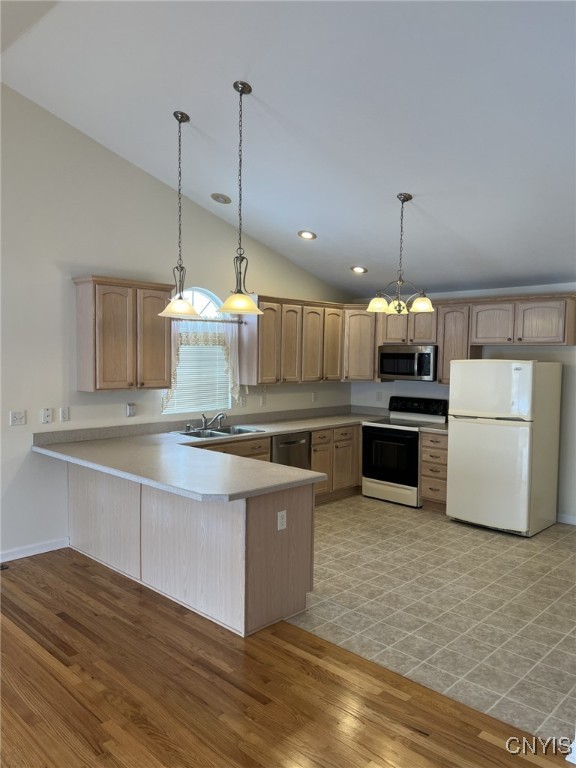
32,432,325,637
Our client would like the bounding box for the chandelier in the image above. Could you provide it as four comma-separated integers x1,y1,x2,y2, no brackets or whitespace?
367,193,434,315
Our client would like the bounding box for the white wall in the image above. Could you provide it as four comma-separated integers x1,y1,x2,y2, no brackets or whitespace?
0,87,350,558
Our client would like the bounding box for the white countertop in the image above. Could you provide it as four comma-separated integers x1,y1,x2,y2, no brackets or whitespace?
32,412,448,502
33,432,326,503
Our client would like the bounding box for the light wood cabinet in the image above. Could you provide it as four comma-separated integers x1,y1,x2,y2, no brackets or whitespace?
470,303,515,344
377,311,437,345
323,307,343,381
419,432,448,510
343,309,375,380
198,436,271,462
311,431,333,495
280,304,303,383
74,276,172,391
302,306,324,382
238,301,282,385
311,426,360,499
436,304,470,385
470,299,575,345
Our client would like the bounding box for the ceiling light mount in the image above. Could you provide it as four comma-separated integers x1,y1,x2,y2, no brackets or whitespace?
158,110,199,319
367,192,433,315
218,81,262,315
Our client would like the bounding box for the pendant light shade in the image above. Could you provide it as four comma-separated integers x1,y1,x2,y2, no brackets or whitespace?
367,193,434,315
217,81,262,316
158,111,199,320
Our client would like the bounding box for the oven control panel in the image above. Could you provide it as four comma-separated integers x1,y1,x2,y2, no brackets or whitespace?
389,396,448,418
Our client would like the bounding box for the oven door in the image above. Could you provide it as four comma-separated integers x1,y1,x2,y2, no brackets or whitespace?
362,426,419,488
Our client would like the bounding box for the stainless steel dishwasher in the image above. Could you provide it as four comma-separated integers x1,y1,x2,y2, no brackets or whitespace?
271,432,311,469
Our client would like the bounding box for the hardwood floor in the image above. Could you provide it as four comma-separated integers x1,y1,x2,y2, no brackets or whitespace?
1,549,569,767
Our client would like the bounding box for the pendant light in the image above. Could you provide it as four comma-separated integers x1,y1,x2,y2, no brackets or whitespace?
217,82,263,316
367,193,434,315
158,111,199,319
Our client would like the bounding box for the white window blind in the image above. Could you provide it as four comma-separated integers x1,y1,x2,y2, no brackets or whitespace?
161,288,238,416
162,340,231,414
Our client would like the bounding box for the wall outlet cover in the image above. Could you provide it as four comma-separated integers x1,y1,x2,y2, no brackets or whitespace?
9,410,26,426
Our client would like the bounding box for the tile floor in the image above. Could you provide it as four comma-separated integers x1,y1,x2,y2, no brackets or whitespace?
288,495,576,740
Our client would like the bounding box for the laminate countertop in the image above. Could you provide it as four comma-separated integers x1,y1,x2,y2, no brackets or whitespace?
32,413,448,503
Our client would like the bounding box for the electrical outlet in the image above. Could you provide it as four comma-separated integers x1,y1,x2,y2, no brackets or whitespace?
376,391,383,402
126,403,136,417
41,408,53,424
312,391,318,403
259,394,267,407
277,510,287,531
9,410,26,426
59,406,70,422
239,394,247,408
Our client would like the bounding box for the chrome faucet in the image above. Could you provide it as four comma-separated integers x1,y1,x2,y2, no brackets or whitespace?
201,412,227,429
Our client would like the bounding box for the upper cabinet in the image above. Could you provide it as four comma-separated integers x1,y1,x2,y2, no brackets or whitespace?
343,309,375,381
436,304,470,385
322,307,343,381
74,276,173,392
376,311,437,345
280,304,303,383
470,298,575,345
302,306,324,382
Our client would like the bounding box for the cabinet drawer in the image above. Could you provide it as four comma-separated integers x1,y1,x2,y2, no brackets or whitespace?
312,429,333,445
421,447,447,465
420,433,448,450
421,461,447,480
226,438,271,459
420,478,447,502
333,426,355,442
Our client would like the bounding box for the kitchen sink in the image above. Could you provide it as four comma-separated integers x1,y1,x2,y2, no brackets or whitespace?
211,426,265,435
174,426,265,439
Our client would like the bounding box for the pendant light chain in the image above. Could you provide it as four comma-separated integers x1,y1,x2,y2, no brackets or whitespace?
177,116,184,274
397,198,405,280
237,87,244,259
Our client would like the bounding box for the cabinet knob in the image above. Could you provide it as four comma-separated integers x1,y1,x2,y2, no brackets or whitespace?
409,338,414,342
128,382,134,387
517,337,522,341
429,468,440,473
402,338,406,342
507,337,512,341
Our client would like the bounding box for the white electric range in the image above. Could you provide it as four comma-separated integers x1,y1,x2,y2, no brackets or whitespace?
362,396,448,507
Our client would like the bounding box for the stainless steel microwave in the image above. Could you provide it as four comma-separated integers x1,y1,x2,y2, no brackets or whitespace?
378,344,437,382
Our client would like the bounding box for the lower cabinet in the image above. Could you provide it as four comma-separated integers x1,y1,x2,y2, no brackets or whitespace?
311,426,360,500
199,437,271,462
419,432,448,510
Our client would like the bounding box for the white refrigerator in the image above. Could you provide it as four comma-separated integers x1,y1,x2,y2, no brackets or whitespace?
446,360,562,536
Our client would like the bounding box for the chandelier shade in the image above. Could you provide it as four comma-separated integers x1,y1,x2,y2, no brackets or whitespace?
158,111,199,320
218,81,262,316
367,193,434,315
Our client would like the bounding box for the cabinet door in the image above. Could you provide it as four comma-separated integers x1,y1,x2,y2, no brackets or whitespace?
514,300,566,343
332,440,355,490
408,312,437,343
436,305,470,384
343,310,375,380
136,288,172,388
280,304,302,383
95,284,135,389
323,308,343,381
470,303,515,343
382,314,409,343
258,302,282,384
311,443,332,495
302,306,324,382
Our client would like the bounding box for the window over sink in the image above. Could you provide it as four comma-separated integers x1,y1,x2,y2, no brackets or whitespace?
161,288,239,415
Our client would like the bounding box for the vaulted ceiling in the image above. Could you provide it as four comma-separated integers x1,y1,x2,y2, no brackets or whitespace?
2,1,575,298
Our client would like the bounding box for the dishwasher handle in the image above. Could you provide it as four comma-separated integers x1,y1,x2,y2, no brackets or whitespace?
276,438,308,447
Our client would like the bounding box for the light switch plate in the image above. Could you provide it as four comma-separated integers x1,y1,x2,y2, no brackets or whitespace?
9,410,26,426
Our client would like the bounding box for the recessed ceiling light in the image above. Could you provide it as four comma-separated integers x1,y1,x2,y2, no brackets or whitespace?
298,230,317,240
211,192,231,204
351,266,368,274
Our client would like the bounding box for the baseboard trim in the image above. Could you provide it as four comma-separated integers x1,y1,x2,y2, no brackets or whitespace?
558,514,576,526
1,538,69,563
